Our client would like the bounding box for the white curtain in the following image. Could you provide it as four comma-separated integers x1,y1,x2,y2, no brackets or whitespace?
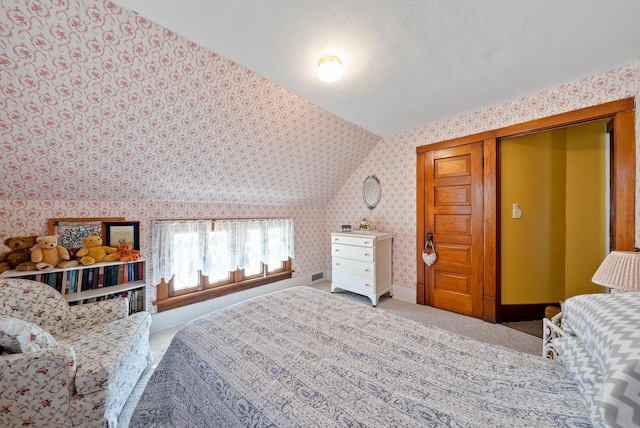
213,218,294,272
151,220,212,285
152,218,294,287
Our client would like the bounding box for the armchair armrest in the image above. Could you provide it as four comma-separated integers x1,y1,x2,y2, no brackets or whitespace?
1,346,76,427
67,297,129,330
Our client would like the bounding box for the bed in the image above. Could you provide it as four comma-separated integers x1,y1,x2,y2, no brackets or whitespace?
544,291,640,427
130,286,596,427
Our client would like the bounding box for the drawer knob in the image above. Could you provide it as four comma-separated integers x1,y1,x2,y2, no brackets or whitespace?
364,241,370,245
365,269,371,272
364,283,371,287
335,263,340,266
335,249,340,252
364,253,370,256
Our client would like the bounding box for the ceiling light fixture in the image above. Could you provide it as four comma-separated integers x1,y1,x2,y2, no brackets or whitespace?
317,56,343,83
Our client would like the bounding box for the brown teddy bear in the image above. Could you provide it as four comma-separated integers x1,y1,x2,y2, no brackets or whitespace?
31,235,79,272
0,236,38,274
76,235,117,265
109,242,141,263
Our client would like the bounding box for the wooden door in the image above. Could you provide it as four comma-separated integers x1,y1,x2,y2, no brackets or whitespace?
417,98,634,324
420,142,484,318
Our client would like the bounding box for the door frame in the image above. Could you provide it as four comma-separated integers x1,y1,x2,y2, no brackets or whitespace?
416,97,635,322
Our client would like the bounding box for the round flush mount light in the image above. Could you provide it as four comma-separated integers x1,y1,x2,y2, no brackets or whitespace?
317,56,343,83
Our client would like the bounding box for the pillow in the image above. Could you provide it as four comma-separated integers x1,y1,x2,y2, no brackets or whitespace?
561,292,640,427
0,314,58,353
562,292,640,373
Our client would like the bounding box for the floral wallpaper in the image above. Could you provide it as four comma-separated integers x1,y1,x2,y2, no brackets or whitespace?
0,0,377,312
0,0,380,206
0,200,326,310
1,0,638,310
327,62,639,295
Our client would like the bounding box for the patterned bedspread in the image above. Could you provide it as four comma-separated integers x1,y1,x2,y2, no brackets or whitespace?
131,286,591,427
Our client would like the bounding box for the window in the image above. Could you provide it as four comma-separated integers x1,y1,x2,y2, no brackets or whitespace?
152,218,294,311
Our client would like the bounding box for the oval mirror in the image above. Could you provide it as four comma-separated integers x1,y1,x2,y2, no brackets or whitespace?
363,175,381,210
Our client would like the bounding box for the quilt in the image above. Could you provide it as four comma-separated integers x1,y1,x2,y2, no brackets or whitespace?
131,286,591,427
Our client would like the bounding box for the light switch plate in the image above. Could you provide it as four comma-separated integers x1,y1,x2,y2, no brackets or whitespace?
512,203,522,219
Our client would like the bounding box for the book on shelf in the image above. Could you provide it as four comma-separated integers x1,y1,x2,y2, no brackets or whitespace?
2,259,146,314
92,267,99,289
66,271,73,294
118,264,126,284
97,266,104,288
76,270,83,293
56,271,64,294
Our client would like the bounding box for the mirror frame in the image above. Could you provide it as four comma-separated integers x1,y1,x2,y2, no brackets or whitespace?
363,175,381,210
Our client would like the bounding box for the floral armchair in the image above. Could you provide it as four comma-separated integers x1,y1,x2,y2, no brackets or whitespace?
0,278,151,427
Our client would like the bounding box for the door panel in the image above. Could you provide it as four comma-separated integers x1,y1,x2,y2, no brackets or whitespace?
434,214,470,233
434,185,471,205
436,243,471,264
424,142,484,318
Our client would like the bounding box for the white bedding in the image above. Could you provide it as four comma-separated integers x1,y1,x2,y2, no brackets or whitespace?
131,286,591,427
558,292,640,427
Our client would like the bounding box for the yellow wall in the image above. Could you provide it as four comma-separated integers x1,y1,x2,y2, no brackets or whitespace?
501,121,607,304
501,130,567,304
564,121,607,298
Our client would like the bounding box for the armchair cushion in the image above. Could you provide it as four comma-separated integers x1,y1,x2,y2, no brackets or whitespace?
58,311,151,395
67,298,129,330
0,314,58,353
0,279,69,335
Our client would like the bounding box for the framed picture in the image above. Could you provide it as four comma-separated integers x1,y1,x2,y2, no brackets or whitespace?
103,221,140,250
48,218,124,250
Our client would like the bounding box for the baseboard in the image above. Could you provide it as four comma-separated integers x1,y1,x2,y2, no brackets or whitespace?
500,303,560,322
150,270,329,332
392,284,416,304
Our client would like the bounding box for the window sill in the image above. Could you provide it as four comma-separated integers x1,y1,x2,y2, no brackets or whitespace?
153,270,293,312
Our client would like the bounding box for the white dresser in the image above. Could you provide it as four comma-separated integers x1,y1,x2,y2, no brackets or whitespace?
330,231,393,306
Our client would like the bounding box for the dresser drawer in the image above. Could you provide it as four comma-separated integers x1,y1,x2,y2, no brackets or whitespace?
332,243,374,263
333,257,375,278
332,270,376,293
331,234,374,248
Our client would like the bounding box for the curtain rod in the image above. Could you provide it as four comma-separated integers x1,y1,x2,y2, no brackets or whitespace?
155,217,292,222
154,218,292,232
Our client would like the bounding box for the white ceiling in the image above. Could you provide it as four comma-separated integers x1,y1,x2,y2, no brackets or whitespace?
84,2,640,137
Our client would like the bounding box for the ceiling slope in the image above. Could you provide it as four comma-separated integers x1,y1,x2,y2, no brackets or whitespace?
0,0,380,206
111,0,640,137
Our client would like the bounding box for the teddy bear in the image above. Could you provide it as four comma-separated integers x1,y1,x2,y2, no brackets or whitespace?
76,235,117,265
106,242,140,263
0,236,38,274
31,235,79,272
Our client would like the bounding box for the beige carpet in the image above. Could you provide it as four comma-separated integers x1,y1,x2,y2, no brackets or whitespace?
117,281,542,426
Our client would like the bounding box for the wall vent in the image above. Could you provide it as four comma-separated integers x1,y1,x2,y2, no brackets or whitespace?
311,272,324,281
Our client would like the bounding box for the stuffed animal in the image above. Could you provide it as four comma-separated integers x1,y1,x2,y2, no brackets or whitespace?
76,235,117,265
31,235,79,272
105,242,140,263
0,236,38,274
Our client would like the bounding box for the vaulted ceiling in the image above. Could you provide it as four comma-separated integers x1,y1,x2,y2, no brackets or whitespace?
111,0,640,137
2,0,639,206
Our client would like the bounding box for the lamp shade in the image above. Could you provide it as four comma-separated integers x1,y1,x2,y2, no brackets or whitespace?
317,56,343,83
591,251,640,291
